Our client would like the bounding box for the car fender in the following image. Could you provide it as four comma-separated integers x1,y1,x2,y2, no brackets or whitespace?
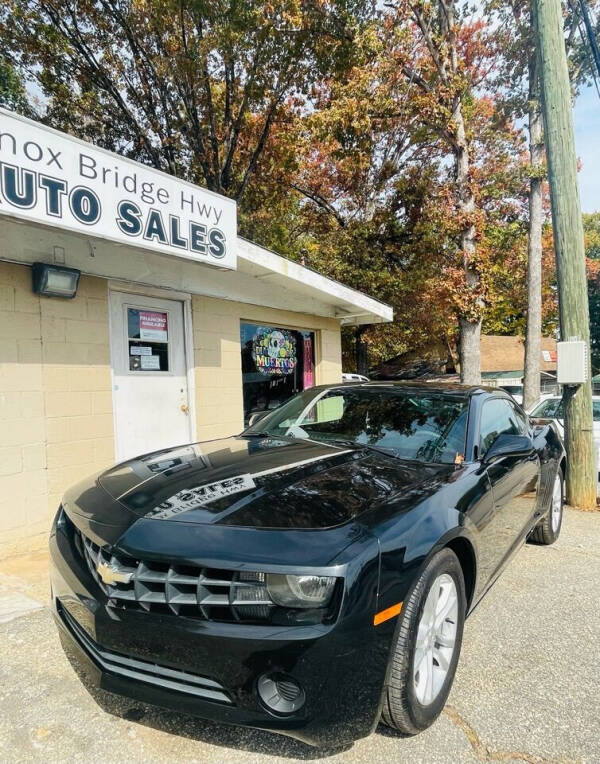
375,504,479,622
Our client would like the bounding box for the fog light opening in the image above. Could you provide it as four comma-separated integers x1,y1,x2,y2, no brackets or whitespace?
257,672,306,714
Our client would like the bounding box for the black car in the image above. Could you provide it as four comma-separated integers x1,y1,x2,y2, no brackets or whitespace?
50,382,565,747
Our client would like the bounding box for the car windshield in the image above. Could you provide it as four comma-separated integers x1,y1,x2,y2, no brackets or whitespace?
245,386,469,464
530,398,600,421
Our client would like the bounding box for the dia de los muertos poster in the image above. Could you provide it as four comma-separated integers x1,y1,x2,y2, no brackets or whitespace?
252,327,297,375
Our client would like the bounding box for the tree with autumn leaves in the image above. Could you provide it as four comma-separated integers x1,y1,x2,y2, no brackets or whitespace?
0,0,565,379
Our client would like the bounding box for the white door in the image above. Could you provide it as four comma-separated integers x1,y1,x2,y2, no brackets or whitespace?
109,291,192,461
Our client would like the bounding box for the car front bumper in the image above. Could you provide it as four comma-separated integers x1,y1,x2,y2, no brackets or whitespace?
50,517,391,747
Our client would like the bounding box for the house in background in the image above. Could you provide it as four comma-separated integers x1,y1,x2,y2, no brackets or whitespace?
479,335,558,396
370,335,558,398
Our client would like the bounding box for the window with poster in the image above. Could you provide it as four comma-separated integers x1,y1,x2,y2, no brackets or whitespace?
126,307,170,372
240,323,316,424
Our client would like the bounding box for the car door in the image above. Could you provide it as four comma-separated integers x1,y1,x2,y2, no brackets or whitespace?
479,397,540,579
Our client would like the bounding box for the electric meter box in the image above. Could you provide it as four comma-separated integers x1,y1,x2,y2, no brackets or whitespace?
556,340,589,385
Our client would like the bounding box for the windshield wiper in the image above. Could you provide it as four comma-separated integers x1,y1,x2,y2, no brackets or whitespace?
324,438,399,458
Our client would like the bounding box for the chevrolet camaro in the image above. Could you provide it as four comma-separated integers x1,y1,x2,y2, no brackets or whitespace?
50,382,565,747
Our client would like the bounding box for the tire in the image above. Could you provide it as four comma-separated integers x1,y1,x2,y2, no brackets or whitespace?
530,467,564,545
381,548,466,735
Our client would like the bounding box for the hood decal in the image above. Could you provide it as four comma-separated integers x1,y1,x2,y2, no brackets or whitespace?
149,474,256,520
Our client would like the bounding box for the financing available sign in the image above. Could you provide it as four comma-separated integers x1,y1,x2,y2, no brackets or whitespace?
0,108,237,269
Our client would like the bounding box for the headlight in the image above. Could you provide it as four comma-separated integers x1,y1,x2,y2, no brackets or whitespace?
266,573,336,608
55,504,67,530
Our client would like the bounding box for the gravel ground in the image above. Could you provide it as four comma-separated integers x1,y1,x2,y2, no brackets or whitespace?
1,508,599,764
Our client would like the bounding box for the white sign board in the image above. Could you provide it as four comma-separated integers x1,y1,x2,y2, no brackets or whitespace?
0,108,237,269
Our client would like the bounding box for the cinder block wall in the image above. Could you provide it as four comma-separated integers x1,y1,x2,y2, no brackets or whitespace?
0,262,114,553
0,264,344,552
191,296,343,441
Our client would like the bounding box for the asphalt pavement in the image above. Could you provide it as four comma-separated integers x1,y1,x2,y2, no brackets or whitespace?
1,508,599,764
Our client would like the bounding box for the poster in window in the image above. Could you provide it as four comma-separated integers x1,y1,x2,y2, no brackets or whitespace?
139,311,168,341
252,327,296,375
140,354,161,370
303,336,314,388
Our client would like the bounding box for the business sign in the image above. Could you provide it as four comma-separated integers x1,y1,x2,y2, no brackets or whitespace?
0,108,237,269
139,310,168,341
252,327,297,375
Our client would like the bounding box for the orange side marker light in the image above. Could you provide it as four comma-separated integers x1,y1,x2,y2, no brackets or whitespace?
373,601,403,626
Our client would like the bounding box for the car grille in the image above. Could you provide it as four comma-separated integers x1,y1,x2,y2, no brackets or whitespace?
58,601,233,704
77,531,274,622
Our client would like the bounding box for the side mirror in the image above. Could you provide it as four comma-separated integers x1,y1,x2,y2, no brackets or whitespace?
483,433,534,464
248,410,269,427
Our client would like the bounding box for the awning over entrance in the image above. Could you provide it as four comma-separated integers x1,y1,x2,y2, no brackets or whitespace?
0,217,392,325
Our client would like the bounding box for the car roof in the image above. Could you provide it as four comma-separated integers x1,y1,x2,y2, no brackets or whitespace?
533,395,600,401
317,380,500,397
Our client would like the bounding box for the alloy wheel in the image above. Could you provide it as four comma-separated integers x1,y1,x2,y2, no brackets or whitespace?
413,573,458,706
551,473,563,533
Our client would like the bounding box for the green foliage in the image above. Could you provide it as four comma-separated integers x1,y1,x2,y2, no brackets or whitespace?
2,0,367,198
585,214,600,372
0,0,563,372
0,57,31,114
584,212,600,259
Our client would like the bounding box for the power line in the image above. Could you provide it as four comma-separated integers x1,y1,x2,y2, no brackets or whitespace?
579,0,600,80
568,0,600,98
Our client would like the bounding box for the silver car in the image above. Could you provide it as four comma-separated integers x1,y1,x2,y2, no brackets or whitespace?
529,394,600,492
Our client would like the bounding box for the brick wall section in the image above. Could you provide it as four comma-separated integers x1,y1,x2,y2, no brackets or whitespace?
192,296,342,441
0,262,114,553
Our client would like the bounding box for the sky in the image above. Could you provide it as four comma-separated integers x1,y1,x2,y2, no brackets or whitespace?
574,84,600,213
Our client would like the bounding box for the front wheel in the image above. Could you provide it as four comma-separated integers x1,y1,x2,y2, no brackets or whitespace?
530,467,563,545
381,548,466,735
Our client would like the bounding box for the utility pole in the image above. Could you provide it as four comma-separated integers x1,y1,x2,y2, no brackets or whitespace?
534,0,597,507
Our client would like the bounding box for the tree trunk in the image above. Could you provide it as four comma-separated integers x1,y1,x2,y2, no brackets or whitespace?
454,98,481,385
441,0,481,385
459,317,481,384
355,327,369,376
523,29,543,411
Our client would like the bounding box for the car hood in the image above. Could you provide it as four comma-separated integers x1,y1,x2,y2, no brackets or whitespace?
64,435,450,532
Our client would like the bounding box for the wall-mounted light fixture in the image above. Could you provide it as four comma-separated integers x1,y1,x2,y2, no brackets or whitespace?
32,262,81,299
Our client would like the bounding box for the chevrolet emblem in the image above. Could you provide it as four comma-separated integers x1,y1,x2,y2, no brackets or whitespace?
96,561,133,586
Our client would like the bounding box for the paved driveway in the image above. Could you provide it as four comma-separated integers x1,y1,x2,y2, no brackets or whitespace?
1,508,599,764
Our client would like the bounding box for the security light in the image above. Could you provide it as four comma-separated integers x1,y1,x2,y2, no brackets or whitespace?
31,262,81,299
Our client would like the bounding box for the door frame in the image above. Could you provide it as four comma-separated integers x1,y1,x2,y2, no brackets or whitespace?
108,280,197,460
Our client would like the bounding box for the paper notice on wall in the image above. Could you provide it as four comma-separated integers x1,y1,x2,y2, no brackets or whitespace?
139,311,168,341
140,354,161,370
130,346,152,356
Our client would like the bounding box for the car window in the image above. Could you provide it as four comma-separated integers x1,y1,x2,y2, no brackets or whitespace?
530,398,562,418
530,398,600,422
246,387,469,464
480,398,528,455
509,402,530,433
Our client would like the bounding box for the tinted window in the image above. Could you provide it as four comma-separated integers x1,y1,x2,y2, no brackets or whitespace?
510,402,530,433
531,397,600,422
480,398,528,455
246,387,469,464
530,398,562,418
